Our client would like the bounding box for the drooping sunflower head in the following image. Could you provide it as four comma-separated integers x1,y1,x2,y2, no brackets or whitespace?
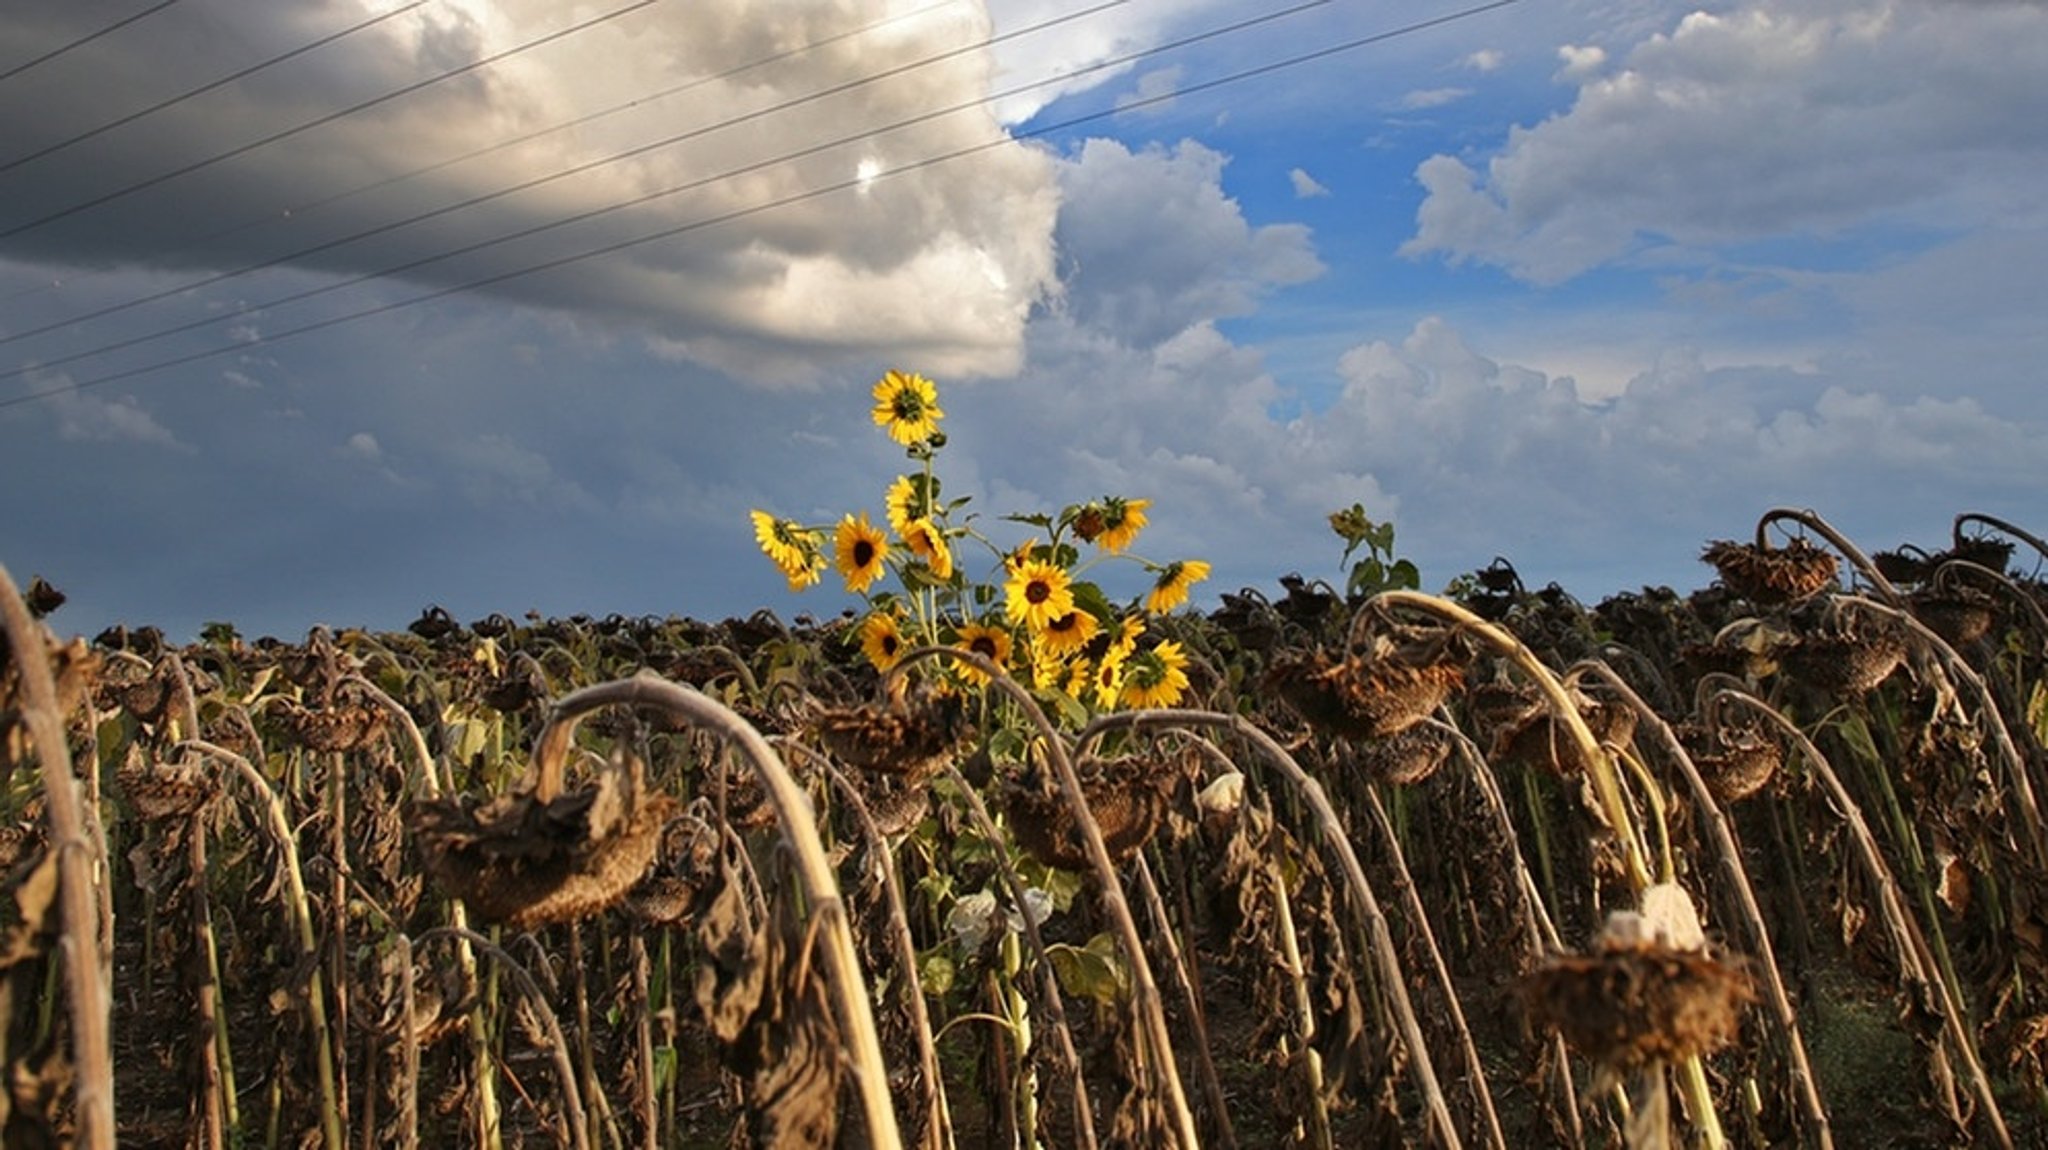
901,517,955,581
1121,640,1191,709
751,510,825,590
884,473,934,535
1090,645,1128,711
949,622,1014,686
1004,557,1075,632
1144,559,1212,614
871,370,944,446
835,512,890,594
1096,497,1151,554
859,611,907,673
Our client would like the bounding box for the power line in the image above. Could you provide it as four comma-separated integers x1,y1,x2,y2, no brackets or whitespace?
0,0,180,85
0,0,1518,413
0,0,1135,370
0,0,665,233
0,0,429,177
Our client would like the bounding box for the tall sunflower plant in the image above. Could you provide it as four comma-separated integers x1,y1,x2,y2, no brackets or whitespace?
747,370,1210,726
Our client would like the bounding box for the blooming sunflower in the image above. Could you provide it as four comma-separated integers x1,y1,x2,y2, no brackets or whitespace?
1121,640,1191,709
1144,559,1211,614
951,622,1014,686
1005,557,1075,632
871,370,944,445
1096,497,1151,554
901,517,955,580
835,512,890,594
1035,609,1099,658
859,611,907,672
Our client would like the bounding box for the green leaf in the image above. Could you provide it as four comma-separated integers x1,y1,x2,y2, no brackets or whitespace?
1046,934,1129,1005
1389,558,1422,590
1070,581,1116,621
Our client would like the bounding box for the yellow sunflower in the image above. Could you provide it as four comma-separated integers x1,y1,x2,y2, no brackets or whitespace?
834,512,890,594
1108,614,1146,661
1120,640,1191,709
752,510,823,588
1144,559,1211,613
1005,556,1075,632
871,370,944,445
784,550,826,592
884,474,927,535
859,611,907,672
1090,644,1129,711
901,517,955,580
1096,497,1151,554
950,622,1014,686
1034,609,1099,658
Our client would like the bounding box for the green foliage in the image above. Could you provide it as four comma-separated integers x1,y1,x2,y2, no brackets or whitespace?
1328,502,1420,599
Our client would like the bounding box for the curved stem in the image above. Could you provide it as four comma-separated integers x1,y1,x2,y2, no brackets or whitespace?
1954,512,2048,569
1376,590,1656,892
1082,709,1464,1149
414,927,589,1150
805,746,955,1150
529,672,902,1149
175,739,344,1150
1757,507,1903,606
1707,688,2012,1148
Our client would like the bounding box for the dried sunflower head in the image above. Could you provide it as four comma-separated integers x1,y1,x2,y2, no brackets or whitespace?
1701,538,1839,606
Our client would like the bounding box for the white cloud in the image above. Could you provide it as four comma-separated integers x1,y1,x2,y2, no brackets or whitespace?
1398,87,1472,110
50,389,188,450
342,432,383,461
0,0,1063,380
1052,138,1323,347
1403,0,2048,283
1464,48,1506,72
1289,168,1330,199
1114,66,1183,114
1554,43,1607,80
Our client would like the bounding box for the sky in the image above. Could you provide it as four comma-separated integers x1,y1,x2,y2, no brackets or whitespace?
1,0,2044,642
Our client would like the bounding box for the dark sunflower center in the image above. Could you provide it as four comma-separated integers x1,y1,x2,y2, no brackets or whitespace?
880,635,900,656
1048,613,1076,633
1026,580,1051,605
853,539,876,567
892,393,923,420
970,636,999,658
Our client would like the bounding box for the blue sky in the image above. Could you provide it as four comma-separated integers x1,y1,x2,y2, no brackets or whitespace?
2,0,2044,641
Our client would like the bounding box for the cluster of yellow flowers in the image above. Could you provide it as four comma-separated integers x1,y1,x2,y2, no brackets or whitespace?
749,370,1209,711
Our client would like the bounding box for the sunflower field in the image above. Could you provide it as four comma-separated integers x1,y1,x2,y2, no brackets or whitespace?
5,374,2048,1149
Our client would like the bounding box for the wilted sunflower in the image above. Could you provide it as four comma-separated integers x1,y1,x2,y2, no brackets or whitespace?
1005,556,1075,631
1036,609,1100,658
871,369,944,445
951,622,1014,686
901,517,955,580
1145,559,1211,614
834,512,890,594
1096,497,1150,554
1121,640,1190,708
859,612,907,672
